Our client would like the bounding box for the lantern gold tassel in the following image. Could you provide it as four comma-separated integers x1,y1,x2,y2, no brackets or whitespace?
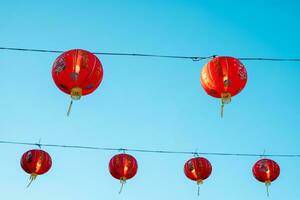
197,180,203,196
119,177,126,194
220,92,231,118
67,87,82,116
221,103,225,118
27,173,38,188
265,181,271,197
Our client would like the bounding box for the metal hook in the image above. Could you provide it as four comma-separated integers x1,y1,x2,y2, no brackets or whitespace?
192,57,201,62
194,150,200,158
118,148,126,154
260,149,266,158
35,139,42,149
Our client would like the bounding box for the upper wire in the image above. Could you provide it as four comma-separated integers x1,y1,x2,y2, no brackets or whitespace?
0,46,300,62
0,140,299,158
0,47,209,61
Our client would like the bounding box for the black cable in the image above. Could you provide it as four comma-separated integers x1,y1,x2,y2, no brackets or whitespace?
0,140,299,158
238,57,300,62
1,46,300,62
0,47,64,54
0,47,209,61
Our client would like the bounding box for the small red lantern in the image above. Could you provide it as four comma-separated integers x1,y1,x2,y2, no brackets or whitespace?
252,158,280,196
20,149,52,187
52,49,104,115
200,56,247,117
109,153,138,193
184,157,212,195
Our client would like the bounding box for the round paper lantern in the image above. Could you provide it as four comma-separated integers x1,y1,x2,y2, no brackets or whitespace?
109,153,138,193
252,158,280,196
52,49,104,115
200,56,247,117
20,149,52,187
184,157,212,195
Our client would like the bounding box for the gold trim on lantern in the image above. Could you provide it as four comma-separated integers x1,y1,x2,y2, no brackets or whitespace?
220,92,231,118
120,177,127,183
221,92,231,104
70,87,82,100
197,179,203,185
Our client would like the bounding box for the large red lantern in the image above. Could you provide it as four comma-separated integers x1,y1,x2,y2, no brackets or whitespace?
109,153,138,193
20,149,52,187
184,157,212,195
52,49,104,115
200,56,247,117
252,158,280,196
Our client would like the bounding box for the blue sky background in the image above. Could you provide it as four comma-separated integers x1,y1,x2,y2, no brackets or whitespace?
0,0,299,199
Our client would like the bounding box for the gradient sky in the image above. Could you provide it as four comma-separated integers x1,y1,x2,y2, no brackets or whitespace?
0,1,300,200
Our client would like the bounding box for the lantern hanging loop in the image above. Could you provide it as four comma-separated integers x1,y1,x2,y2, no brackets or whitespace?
193,152,200,158
260,149,267,158
35,138,42,149
118,148,126,154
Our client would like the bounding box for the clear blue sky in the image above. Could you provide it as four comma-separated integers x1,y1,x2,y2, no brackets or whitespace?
0,0,299,199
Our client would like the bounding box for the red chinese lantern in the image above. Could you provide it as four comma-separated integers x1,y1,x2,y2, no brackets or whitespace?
20,149,52,187
184,157,212,195
200,56,247,117
52,49,104,116
109,153,138,193
252,158,280,196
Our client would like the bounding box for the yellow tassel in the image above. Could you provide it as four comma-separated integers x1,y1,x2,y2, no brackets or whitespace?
221,103,224,118
67,100,73,116
197,180,203,196
27,173,38,188
119,177,126,194
67,87,82,116
265,181,271,197
220,92,231,118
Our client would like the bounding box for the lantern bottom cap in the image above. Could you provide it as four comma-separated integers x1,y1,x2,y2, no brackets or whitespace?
221,92,231,104
265,181,271,186
70,87,82,100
